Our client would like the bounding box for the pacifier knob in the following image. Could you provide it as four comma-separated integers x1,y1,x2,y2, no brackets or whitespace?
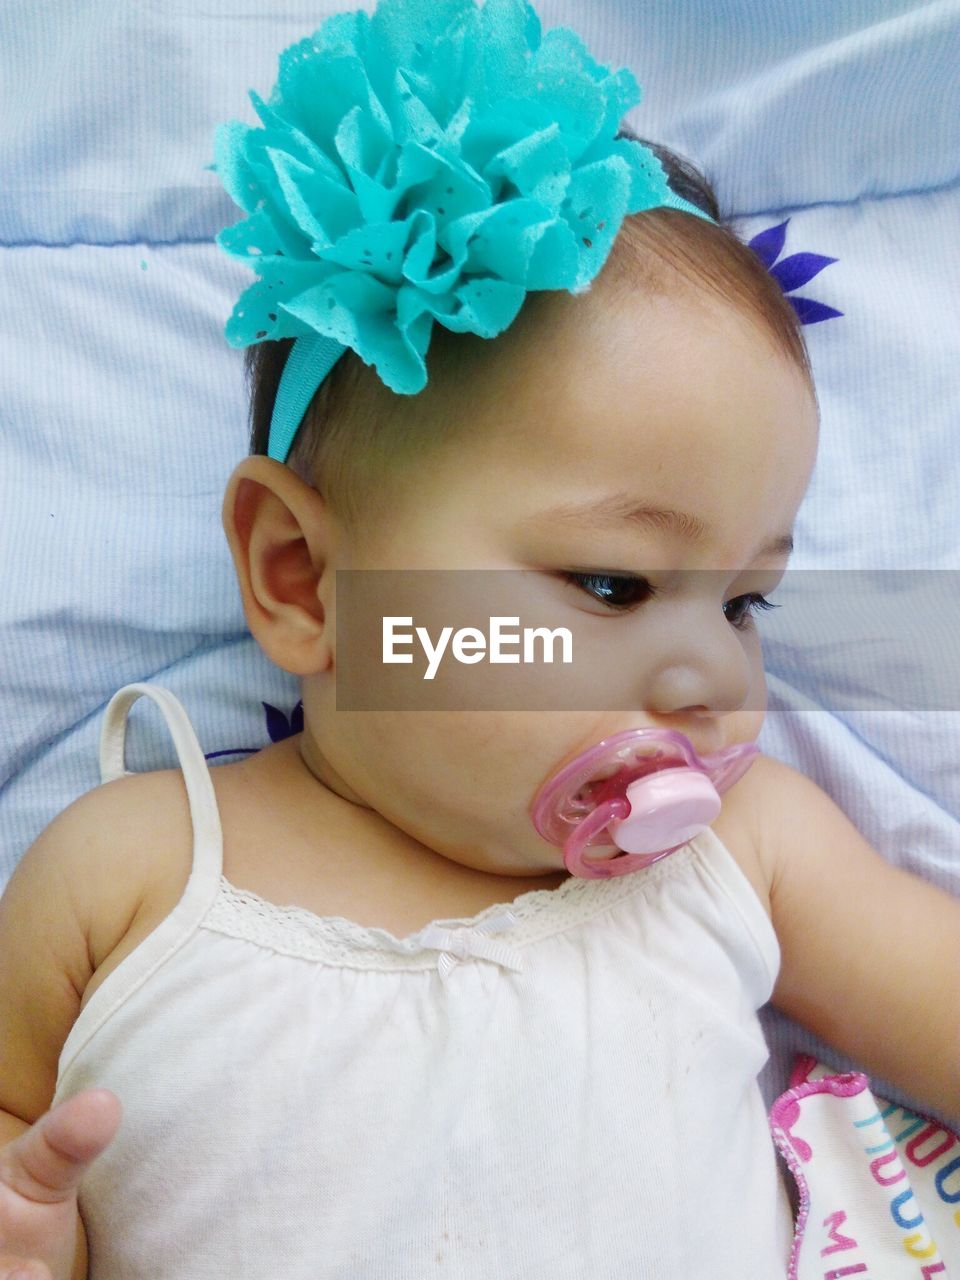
608,768,721,855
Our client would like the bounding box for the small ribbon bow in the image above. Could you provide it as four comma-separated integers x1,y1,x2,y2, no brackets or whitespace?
418,911,523,983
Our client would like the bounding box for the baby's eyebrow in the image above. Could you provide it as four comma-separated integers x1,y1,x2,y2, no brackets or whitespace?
525,495,794,558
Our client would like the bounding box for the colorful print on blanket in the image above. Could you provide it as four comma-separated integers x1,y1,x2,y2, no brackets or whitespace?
771,1056,960,1278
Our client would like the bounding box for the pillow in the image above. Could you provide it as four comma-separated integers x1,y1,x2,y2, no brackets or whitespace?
1,0,957,1114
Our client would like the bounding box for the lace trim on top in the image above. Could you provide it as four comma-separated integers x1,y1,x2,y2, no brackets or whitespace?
201,842,703,972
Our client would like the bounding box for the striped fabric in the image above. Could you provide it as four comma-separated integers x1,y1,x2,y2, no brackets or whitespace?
1,0,958,1117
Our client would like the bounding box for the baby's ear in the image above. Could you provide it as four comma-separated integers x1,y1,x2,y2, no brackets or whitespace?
221,456,336,676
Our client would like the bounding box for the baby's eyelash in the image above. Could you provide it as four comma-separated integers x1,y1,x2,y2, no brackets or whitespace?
561,574,779,628
562,572,655,610
723,593,778,630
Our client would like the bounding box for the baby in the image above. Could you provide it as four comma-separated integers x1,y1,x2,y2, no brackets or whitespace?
0,2,958,1277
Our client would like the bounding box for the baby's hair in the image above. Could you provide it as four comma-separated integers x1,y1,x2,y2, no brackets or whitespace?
244,130,812,526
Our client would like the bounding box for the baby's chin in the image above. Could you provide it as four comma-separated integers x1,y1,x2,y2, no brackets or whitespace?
423,813,568,879
442,847,569,880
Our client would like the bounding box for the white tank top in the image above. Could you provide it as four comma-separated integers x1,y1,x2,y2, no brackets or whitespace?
54,683,794,1277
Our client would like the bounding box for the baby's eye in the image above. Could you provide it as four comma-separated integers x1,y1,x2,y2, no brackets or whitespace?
723,592,777,630
563,572,655,610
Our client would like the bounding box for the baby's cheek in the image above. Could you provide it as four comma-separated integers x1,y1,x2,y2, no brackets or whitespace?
742,630,768,706
724,660,767,745
728,707,765,746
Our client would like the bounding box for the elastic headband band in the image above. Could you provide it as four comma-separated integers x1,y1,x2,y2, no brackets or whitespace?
268,334,348,463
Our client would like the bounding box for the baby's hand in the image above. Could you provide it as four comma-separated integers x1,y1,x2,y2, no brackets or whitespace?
0,1089,121,1280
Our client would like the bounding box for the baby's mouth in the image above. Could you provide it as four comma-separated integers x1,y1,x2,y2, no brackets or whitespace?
531,728,759,879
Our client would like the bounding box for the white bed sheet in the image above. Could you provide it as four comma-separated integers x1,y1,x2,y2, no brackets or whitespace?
1,0,958,1115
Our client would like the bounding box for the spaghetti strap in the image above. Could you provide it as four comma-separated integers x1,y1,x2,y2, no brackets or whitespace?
54,683,227,1078
99,683,224,888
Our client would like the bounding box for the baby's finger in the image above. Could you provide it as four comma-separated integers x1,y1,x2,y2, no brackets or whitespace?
0,1089,121,1205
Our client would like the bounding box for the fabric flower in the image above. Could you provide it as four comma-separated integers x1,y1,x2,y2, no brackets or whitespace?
211,0,705,394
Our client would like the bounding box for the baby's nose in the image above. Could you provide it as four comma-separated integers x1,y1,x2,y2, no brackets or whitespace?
643,616,755,718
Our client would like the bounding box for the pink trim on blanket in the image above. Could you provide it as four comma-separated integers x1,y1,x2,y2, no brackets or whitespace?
769,1058,873,1280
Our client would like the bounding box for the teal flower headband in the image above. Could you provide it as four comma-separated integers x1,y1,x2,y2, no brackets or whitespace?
211,0,713,465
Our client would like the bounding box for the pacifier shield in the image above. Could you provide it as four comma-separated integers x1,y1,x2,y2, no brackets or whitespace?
531,727,758,879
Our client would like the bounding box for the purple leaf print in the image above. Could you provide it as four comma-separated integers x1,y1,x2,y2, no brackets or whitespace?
748,218,842,325
787,296,844,325
747,219,789,269
204,698,304,763
770,252,838,293
263,700,304,742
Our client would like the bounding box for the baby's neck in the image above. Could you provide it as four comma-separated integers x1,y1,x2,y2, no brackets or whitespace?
212,736,568,939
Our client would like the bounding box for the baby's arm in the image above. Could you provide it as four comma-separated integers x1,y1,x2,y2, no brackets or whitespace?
737,755,960,1120
0,784,146,1280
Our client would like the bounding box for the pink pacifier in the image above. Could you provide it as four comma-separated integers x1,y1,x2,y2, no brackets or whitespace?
531,729,759,879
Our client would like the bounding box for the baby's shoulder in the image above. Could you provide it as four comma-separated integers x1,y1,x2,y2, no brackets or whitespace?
0,770,195,1115
31,769,195,989
708,751,813,916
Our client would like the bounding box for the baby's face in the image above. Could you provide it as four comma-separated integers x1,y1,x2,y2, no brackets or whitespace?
302,278,819,876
